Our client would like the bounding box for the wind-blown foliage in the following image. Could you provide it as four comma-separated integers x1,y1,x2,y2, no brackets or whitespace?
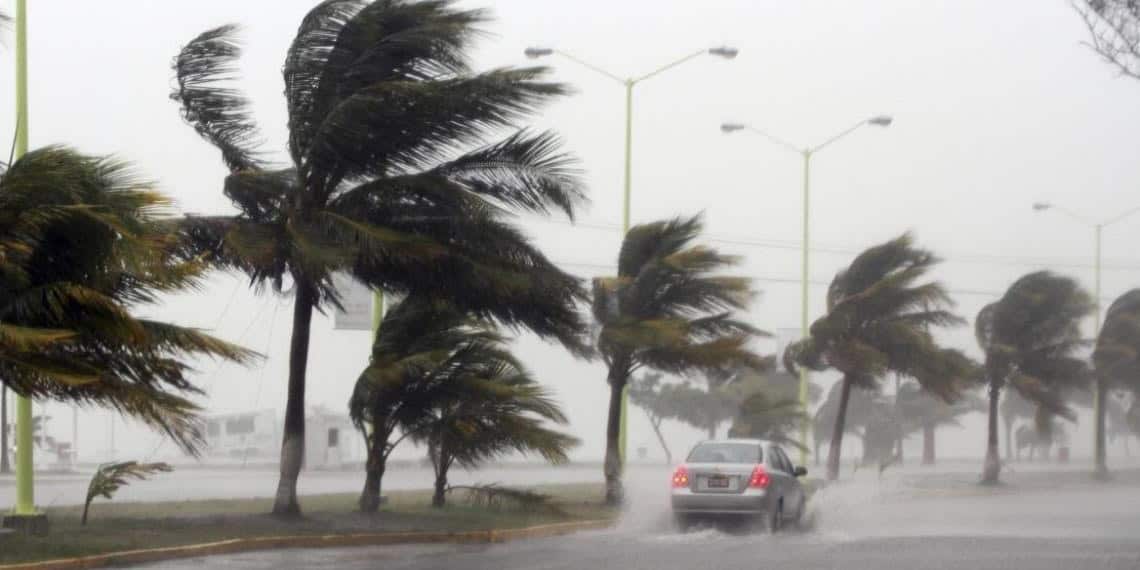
785,233,974,481
593,215,767,504
417,340,578,508
349,295,495,512
83,461,173,525
728,391,806,451
0,147,256,453
976,271,1093,483
170,0,590,516
1093,288,1140,475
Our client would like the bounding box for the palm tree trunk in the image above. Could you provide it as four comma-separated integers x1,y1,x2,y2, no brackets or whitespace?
359,429,388,513
432,440,450,509
82,500,91,526
1094,376,1108,479
648,417,672,465
826,376,854,481
1003,416,1013,462
922,422,935,466
982,383,1001,484
273,282,317,517
603,362,627,506
813,437,821,467
1,387,9,474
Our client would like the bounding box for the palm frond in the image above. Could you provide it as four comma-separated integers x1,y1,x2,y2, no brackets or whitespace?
83,461,173,524
172,24,263,172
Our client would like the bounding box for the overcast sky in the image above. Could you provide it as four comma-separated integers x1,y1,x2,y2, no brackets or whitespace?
3,0,1139,465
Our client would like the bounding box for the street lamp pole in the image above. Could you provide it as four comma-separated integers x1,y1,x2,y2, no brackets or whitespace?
1033,201,1140,477
721,116,893,466
12,0,38,521
526,45,738,466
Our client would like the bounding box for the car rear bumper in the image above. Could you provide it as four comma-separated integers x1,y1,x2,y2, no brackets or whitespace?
670,489,769,514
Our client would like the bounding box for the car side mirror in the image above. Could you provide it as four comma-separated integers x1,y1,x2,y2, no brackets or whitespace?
793,466,807,477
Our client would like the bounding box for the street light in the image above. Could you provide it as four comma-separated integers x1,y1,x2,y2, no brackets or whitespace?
721,116,892,465
1032,200,1140,477
526,44,737,465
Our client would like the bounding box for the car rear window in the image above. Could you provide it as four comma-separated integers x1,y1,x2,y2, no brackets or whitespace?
686,442,762,464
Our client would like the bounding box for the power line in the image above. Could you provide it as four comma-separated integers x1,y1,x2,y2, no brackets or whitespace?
522,216,1140,272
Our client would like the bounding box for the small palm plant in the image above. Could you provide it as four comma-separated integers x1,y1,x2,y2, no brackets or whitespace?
83,461,173,525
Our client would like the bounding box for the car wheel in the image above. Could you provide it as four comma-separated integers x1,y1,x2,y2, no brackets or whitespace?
768,503,784,534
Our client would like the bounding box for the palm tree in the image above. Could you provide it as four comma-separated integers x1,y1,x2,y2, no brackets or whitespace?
1092,289,1140,476
976,271,1092,484
418,338,577,508
896,381,984,466
785,234,974,481
171,1,590,516
349,295,489,512
727,391,806,451
592,215,766,504
0,146,255,451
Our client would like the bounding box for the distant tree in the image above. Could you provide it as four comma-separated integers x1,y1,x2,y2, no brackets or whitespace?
1,388,7,474
728,392,806,451
628,373,678,464
592,215,766,504
785,234,975,480
170,1,589,516
1000,389,1036,461
1075,1,1140,81
976,271,1093,484
896,381,985,466
1092,288,1140,476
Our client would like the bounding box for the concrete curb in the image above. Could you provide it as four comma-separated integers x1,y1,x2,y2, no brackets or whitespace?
0,519,614,569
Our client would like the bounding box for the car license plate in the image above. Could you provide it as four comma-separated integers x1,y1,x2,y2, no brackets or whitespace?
707,475,730,488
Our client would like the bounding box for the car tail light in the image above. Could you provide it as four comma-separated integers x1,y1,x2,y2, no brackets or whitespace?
671,465,690,488
749,464,770,488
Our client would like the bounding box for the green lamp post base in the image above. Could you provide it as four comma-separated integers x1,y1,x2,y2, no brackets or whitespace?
3,512,49,537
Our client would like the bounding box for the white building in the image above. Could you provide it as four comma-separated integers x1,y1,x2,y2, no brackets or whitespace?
203,407,365,469
304,407,366,470
204,409,280,462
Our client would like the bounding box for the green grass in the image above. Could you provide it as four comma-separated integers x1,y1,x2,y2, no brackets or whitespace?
0,483,614,565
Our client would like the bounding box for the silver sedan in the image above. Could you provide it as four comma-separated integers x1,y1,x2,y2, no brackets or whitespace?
670,438,807,532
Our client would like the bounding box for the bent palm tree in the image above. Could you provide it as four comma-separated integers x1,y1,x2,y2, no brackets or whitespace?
785,234,974,481
348,295,492,512
0,147,256,451
419,342,577,508
1093,288,1140,476
976,271,1092,484
593,215,767,504
171,1,589,515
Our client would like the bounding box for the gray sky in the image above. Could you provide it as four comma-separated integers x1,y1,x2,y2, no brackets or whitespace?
3,0,1139,463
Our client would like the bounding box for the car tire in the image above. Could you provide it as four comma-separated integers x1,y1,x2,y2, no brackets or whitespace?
768,503,784,534
673,513,692,532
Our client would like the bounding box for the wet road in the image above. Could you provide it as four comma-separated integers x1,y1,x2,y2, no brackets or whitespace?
138,466,1140,570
